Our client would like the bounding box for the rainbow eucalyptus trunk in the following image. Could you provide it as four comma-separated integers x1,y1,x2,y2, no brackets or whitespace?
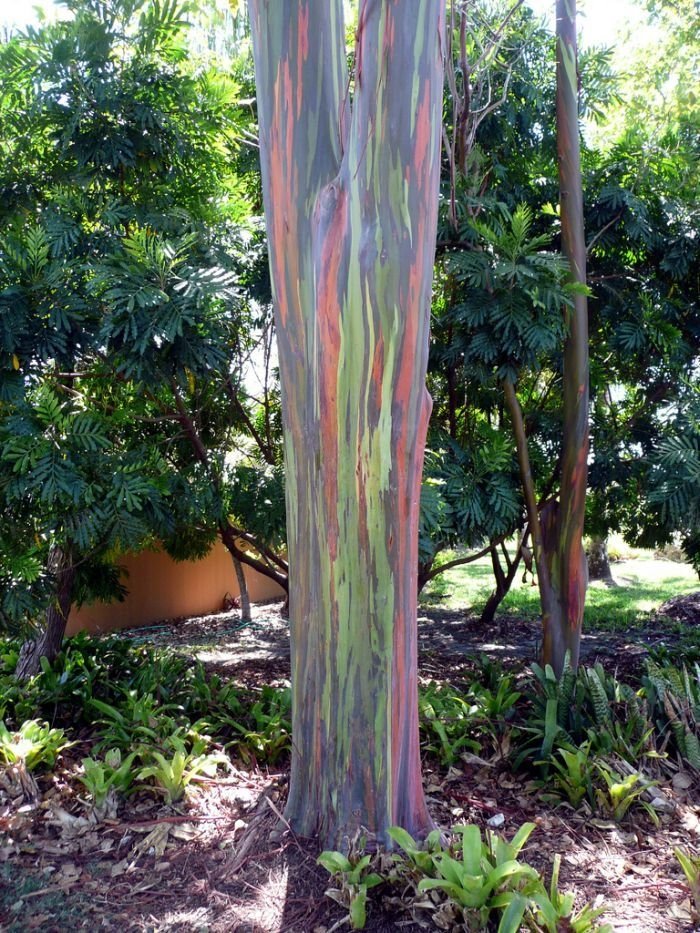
248,0,445,845
540,0,589,674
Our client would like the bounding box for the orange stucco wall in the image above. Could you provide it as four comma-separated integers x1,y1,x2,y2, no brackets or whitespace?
67,542,284,635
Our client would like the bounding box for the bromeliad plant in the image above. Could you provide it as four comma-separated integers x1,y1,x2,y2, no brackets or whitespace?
418,683,482,766
674,847,700,923
317,832,386,930
136,733,229,804
594,763,660,826
643,661,700,770
529,854,611,932
388,821,610,932
89,692,181,753
415,822,539,931
539,743,596,809
78,749,137,817
229,685,292,765
514,657,655,772
0,719,68,771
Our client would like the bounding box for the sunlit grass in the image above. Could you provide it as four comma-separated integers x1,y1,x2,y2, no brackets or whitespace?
421,549,698,633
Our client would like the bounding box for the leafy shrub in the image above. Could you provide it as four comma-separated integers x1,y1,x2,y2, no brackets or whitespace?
418,673,520,766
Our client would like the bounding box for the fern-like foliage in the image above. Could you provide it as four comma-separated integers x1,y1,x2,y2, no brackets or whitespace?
442,204,578,383
0,0,268,637
419,429,521,569
644,661,700,770
646,387,700,572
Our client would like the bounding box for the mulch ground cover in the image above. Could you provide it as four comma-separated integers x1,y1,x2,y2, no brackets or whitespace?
2,594,699,931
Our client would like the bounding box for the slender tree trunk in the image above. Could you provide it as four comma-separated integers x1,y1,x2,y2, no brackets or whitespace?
479,533,529,625
231,554,252,622
503,381,567,661
219,522,287,595
15,547,75,681
505,2,591,675
549,0,590,672
249,0,445,845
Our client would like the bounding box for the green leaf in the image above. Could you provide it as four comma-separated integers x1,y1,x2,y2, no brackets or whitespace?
317,851,352,875
497,892,528,933
349,888,367,929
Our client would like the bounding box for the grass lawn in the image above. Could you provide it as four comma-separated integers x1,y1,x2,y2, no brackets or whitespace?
421,548,699,632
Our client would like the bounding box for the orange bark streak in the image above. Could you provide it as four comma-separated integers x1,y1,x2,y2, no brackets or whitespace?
414,91,431,181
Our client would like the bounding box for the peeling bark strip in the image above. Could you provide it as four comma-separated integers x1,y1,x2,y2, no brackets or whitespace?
249,0,445,844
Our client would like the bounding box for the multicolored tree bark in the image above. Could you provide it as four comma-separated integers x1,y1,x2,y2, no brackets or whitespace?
248,0,445,844
540,0,590,673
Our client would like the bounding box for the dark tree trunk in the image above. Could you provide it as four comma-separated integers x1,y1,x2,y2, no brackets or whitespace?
479,536,528,625
587,535,615,585
15,548,75,681
219,522,288,595
232,554,252,622
417,561,433,594
481,544,507,624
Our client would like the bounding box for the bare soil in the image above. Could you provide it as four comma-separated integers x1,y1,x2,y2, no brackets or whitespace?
2,595,699,932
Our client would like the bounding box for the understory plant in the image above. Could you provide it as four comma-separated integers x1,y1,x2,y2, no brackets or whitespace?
529,854,610,932
0,719,68,771
136,733,229,804
514,657,654,770
594,763,660,825
415,822,539,931
385,822,610,933
230,685,292,765
643,661,700,769
78,749,137,817
540,743,596,808
512,657,669,824
418,674,520,765
318,832,385,930
674,847,700,923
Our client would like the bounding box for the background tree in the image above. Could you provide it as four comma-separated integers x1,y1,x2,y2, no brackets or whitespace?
427,1,593,661
426,0,699,642
533,0,590,672
0,0,283,673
